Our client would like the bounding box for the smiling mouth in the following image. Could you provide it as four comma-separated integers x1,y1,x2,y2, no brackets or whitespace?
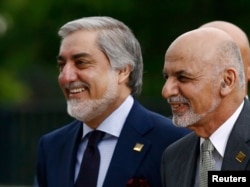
169,102,188,113
171,103,182,109
69,87,86,94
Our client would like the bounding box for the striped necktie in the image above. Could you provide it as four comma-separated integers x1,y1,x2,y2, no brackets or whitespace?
199,139,215,187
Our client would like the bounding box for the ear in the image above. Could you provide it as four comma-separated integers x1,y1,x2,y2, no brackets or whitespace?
118,65,131,84
220,68,237,96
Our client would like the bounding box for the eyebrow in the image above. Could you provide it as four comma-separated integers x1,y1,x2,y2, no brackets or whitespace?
56,52,91,61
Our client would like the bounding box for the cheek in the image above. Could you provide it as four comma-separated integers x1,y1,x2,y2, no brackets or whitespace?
180,85,208,110
191,88,218,113
89,74,110,96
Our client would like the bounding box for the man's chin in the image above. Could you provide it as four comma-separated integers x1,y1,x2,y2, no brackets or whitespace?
172,117,191,128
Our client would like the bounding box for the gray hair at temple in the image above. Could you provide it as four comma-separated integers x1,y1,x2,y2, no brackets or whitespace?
216,40,246,89
58,16,143,96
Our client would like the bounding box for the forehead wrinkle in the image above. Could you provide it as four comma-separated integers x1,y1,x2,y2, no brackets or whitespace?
176,69,201,79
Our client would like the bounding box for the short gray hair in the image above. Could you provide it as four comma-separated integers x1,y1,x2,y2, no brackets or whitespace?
216,40,246,89
58,16,143,96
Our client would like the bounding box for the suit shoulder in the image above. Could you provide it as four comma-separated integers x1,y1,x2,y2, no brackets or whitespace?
40,120,81,142
134,101,172,124
163,132,197,156
146,109,190,134
131,101,190,135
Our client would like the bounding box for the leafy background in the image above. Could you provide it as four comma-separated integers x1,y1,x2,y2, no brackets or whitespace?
0,0,249,185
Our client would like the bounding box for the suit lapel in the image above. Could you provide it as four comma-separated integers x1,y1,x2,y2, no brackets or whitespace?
222,99,250,170
103,127,151,186
178,135,200,187
222,135,250,170
57,121,83,187
103,101,153,187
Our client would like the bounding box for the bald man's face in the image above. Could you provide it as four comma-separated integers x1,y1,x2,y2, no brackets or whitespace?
161,29,224,128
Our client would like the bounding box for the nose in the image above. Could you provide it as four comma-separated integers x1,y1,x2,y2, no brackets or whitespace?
162,78,178,99
58,62,78,84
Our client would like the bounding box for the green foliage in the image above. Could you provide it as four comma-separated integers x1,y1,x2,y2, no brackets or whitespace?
1,0,250,185
0,0,250,108
0,69,31,106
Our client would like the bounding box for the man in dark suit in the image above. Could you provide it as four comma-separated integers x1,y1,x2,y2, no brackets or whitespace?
36,16,189,187
161,27,250,187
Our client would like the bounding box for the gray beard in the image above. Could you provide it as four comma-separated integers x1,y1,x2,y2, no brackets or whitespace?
172,97,220,128
67,73,118,122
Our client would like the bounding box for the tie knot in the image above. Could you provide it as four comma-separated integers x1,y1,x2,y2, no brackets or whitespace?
202,139,214,152
87,130,105,147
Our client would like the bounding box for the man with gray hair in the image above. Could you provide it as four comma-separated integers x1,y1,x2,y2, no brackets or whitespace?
36,16,189,187
161,27,250,187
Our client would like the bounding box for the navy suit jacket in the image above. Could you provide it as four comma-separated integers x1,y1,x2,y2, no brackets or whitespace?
161,99,250,187
36,100,189,187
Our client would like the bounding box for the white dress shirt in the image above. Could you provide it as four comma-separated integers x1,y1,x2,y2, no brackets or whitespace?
75,95,134,187
194,100,244,187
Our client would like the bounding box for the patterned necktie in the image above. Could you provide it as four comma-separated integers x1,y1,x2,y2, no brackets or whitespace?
199,139,215,187
75,130,105,187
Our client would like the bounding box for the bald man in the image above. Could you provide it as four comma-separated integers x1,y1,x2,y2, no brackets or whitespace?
200,21,250,96
161,28,250,187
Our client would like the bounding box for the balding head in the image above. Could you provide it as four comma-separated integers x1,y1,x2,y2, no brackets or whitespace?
162,27,246,136
165,28,245,88
200,21,250,92
166,27,234,63
165,28,242,72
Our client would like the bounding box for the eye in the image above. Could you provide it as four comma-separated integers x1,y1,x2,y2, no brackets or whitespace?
177,75,190,82
75,59,92,69
76,60,85,66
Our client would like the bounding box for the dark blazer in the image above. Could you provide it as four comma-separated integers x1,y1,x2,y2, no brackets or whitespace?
161,99,250,187
36,100,189,187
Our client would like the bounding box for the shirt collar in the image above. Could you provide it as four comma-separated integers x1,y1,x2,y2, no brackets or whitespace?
200,100,244,157
82,95,134,139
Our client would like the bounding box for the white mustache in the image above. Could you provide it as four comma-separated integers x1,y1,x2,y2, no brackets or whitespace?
64,82,89,89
